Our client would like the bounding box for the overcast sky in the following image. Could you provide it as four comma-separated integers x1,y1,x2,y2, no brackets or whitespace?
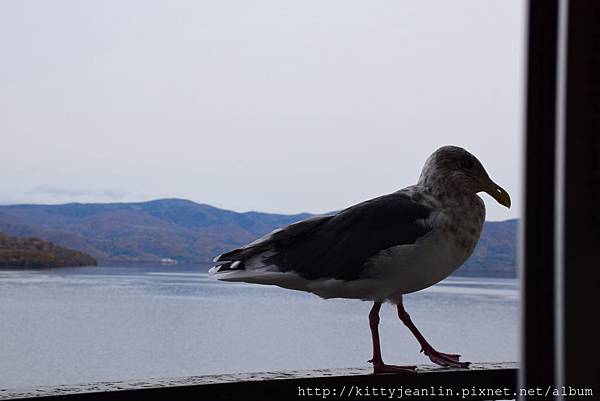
0,0,525,221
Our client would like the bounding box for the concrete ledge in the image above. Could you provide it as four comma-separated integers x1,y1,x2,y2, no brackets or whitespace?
1,362,518,401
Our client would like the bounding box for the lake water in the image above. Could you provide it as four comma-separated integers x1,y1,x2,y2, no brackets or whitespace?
0,264,519,389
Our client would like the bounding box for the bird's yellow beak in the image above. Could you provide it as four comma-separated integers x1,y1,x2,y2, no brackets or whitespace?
484,180,511,208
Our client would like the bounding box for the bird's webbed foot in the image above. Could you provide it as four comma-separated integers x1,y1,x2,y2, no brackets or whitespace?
420,347,470,368
368,358,417,374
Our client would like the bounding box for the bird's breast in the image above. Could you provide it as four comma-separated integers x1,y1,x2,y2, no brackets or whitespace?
435,195,486,265
363,197,485,296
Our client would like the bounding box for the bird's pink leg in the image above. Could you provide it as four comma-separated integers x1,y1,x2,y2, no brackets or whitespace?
396,303,470,368
368,302,416,374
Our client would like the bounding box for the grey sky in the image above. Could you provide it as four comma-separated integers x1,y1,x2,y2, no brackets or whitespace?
0,0,524,221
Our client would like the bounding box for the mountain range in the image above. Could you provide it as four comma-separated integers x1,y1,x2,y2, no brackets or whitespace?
0,199,517,276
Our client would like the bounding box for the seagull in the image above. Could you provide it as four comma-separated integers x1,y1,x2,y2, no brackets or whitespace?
209,146,511,373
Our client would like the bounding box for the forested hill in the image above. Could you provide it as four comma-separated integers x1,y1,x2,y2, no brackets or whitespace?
0,199,517,276
0,199,310,264
0,232,97,268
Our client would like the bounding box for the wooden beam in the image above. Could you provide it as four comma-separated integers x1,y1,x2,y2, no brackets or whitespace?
562,0,600,393
522,0,559,393
2,363,517,401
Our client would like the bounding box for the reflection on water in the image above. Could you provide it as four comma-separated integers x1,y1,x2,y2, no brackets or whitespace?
0,265,519,389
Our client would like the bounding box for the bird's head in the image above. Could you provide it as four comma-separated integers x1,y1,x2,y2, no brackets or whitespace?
418,145,511,208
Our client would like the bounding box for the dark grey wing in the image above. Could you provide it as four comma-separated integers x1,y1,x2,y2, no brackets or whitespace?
213,215,334,266
266,192,431,281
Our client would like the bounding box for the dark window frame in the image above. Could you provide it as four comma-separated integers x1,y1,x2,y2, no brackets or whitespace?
522,0,600,399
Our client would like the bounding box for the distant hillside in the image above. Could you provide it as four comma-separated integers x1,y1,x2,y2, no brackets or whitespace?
0,199,517,276
0,199,310,264
0,232,97,268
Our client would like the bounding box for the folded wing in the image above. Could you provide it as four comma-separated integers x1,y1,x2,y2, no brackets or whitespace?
211,192,431,282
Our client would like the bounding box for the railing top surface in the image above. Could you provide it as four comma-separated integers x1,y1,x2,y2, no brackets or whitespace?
1,362,518,400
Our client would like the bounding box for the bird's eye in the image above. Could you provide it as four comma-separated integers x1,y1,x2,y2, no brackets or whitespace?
458,159,475,169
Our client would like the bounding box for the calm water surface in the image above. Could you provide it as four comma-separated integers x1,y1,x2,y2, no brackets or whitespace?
0,265,518,389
